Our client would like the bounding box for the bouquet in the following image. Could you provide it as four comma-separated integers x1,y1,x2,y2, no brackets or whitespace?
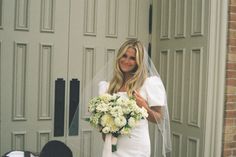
87,93,148,152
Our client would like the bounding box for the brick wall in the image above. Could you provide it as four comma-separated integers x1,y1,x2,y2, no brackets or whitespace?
223,1,236,156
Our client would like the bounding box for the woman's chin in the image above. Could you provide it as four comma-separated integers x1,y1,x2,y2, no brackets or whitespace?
120,67,135,73
121,69,132,73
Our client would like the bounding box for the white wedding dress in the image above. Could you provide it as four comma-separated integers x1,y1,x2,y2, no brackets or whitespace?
98,76,166,157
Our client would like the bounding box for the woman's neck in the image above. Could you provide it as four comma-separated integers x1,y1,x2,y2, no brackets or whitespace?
123,73,132,82
119,73,132,92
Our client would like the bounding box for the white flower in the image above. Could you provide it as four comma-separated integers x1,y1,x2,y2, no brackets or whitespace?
100,114,119,132
96,103,109,112
141,107,148,118
88,100,97,112
128,117,136,128
110,106,123,117
120,127,131,135
122,107,131,114
114,116,126,127
100,94,113,103
110,125,119,132
101,114,113,127
116,97,128,106
102,127,110,134
89,113,102,126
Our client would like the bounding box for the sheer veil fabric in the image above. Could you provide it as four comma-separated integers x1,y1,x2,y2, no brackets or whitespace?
69,43,172,157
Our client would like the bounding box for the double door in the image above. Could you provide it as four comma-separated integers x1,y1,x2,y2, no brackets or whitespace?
0,0,150,156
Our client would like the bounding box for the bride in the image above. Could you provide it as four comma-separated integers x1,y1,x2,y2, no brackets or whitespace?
98,39,171,157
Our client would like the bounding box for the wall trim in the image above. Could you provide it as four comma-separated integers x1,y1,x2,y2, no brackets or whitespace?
204,0,228,156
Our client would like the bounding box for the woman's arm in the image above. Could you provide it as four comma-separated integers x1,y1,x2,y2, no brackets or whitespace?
146,106,162,123
134,90,163,123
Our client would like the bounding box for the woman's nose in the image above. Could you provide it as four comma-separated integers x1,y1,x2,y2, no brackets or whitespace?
123,59,130,64
123,57,131,63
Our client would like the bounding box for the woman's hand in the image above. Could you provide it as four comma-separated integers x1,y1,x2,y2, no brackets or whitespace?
133,90,148,110
133,90,162,123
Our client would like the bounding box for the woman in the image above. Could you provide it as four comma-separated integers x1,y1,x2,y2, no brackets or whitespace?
99,39,171,157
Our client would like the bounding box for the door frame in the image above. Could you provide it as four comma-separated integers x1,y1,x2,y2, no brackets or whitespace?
204,0,228,157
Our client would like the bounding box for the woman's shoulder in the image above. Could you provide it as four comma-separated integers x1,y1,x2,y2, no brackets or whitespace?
144,76,163,86
142,76,166,106
98,81,109,95
142,76,165,92
99,81,109,87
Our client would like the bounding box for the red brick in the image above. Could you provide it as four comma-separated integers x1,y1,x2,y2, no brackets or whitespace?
226,95,236,101
232,119,236,126
229,49,236,54
228,53,236,62
229,46,236,52
225,119,235,126
229,30,236,39
229,21,236,29
224,141,236,149
223,149,232,156
226,103,236,110
228,45,236,53
229,38,236,45
227,79,236,86
227,63,236,70
233,149,236,155
231,0,236,5
226,86,236,94
225,110,236,118
230,6,236,13
227,71,236,78
230,14,236,21
224,125,236,134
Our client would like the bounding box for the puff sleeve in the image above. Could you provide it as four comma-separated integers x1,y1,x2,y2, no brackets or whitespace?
145,76,166,107
98,81,109,95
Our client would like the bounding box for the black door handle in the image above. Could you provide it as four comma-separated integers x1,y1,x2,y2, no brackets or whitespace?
54,78,66,137
69,79,80,136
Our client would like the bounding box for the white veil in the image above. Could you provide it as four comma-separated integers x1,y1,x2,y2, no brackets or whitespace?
69,39,172,156
143,46,172,156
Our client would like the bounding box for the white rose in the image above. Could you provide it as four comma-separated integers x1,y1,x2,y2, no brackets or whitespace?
128,117,136,128
96,103,109,112
120,127,131,135
122,107,131,114
114,116,127,127
116,97,127,106
100,94,112,103
102,127,110,134
110,106,123,117
141,107,148,118
101,114,113,127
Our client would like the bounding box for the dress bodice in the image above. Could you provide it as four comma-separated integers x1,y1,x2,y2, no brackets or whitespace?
98,76,166,107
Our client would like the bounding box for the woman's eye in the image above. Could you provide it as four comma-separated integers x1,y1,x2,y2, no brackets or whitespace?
121,54,135,61
130,57,136,60
122,54,127,58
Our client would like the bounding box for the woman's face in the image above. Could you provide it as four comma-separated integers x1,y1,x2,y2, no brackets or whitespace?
119,47,137,74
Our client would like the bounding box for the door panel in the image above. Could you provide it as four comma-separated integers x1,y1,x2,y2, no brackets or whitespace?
0,0,70,154
154,0,209,156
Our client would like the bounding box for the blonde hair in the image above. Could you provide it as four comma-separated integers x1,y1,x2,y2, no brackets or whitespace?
107,39,148,96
